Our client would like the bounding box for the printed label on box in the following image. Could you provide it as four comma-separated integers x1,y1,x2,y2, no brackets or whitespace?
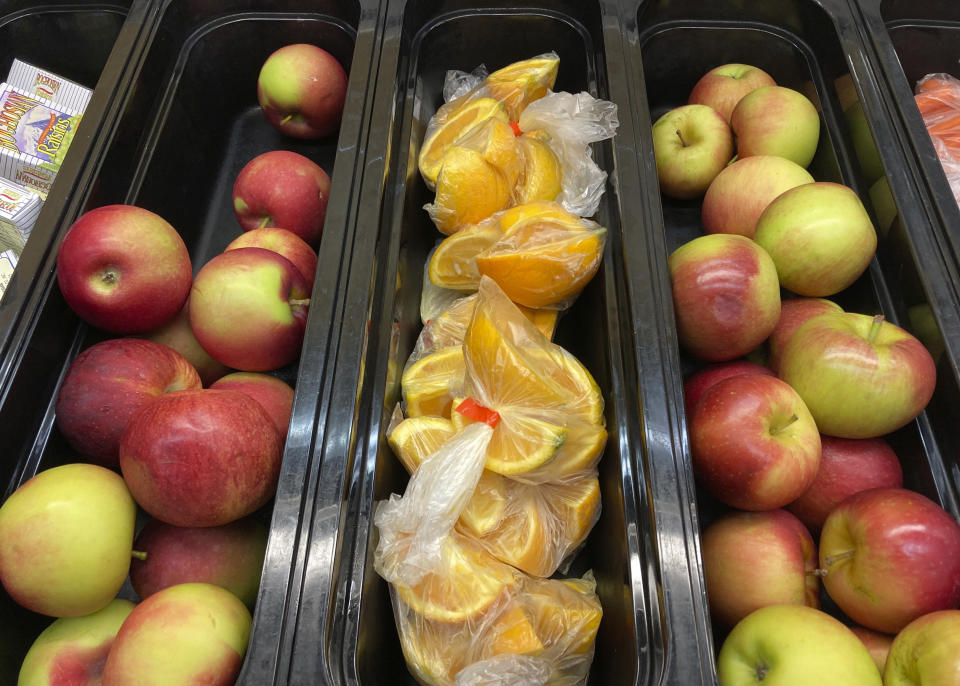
6,59,91,113
0,249,17,298
0,177,42,249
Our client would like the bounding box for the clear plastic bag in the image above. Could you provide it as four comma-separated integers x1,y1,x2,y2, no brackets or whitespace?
517,92,619,217
914,73,960,206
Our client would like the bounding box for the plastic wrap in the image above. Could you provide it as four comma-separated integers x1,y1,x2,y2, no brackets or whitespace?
517,92,619,217
426,203,606,310
914,73,960,205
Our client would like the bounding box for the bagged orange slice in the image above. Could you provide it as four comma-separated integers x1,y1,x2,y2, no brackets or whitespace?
484,53,560,120
401,345,465,419
515,130,563,205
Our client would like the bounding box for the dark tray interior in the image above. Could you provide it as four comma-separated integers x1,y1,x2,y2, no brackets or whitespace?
635,0,960,670
0,0,362,683
319,2,658,685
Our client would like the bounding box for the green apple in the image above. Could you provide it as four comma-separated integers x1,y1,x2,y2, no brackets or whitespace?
754,182,877,297
884,610,960,685
717,604,882,685
652,104,734,199
731,86,820,168
101,583,251,686
18,598,135,685
0,463,136,617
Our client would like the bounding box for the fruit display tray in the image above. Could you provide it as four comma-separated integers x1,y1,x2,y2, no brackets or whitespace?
3,0,960,684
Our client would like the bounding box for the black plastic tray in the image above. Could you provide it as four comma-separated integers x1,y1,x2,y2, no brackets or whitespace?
311,2,666,685
0,0,380,683
616,0,960,680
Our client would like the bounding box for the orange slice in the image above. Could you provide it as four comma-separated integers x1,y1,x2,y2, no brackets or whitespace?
555,476,602,547
526,575,603,656
515,131,562,204
419,96,509,190
487,602,545,656
427,294,558,348
428,147,512,235
481,496,550,577
395,535,516,623
428,220,503,291
499,202,581,232
476,218,606,308
388,416,457,473
401,346,465,418
453,117,523,189
485,54,560,120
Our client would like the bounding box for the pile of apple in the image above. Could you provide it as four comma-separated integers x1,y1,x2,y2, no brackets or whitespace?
0,43,347,685
655,64,960,685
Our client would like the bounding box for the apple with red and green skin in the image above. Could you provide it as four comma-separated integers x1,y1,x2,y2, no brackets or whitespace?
119,389,282,527
849,626,893,676
130,517,267,608
702,509,818,629
786,436,902,533
55,338,201,467
56,205,192,333
257,43,348,139
717,605,883,685
884,610,960,685
232,150,331,247
669,234,781,361
189,247,310,372
683,360,774,416
101,583,251,686
731,85,821,168
143,303,230,387
766,297,843,374
210,372,294,441
778,312,936,438
754,182,877,297
687,63,776,125
690,374,820,510
0,463,136,617
701,155,814,238
225,227,318,292
818,488,960,634
18,598,135,686
652,104,734,199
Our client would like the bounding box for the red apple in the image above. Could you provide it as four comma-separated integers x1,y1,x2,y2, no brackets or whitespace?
669,233,781,361
754,182,877,297
232,150,331,247
731,85,821,168
224,227,317,292
56,338,201,467
688,63,776,124
779,313,936,438
884,610,960,685
118,389,282,527
849,626,893,675
766,297,843,374
101,583,250,686
786,436,902,532
56,205,192,333
690,374,820,510
142,303,230,387
702,509,818,628
210,372,294,441
701,155,814,238
130,517,267,608
257,43,348,139
683,360,774,416
819,488,960,634
189,247,310,372
652,104,734,199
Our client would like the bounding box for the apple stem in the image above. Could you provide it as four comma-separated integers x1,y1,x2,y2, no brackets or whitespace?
289,298,311,307
257,216,271,230
823,549,856,568
280,114,293,126
867,314,885,344
675,129,688,147
131,550,148,561
769,413,799,435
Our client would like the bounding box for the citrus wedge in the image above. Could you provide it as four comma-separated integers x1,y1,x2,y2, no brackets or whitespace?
426,294,557,349
388,416,457,473
453,117,523,189
476,219,606,308
419,96,509,190
499,201,581,232
481,496,550,577
526,575,603,656
487,602,545,656
555,476,601,547
485,54,560,120
401,346,465,418
515,131,562,204
395,535,516,623
427,147,512,235
428,220,503,291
